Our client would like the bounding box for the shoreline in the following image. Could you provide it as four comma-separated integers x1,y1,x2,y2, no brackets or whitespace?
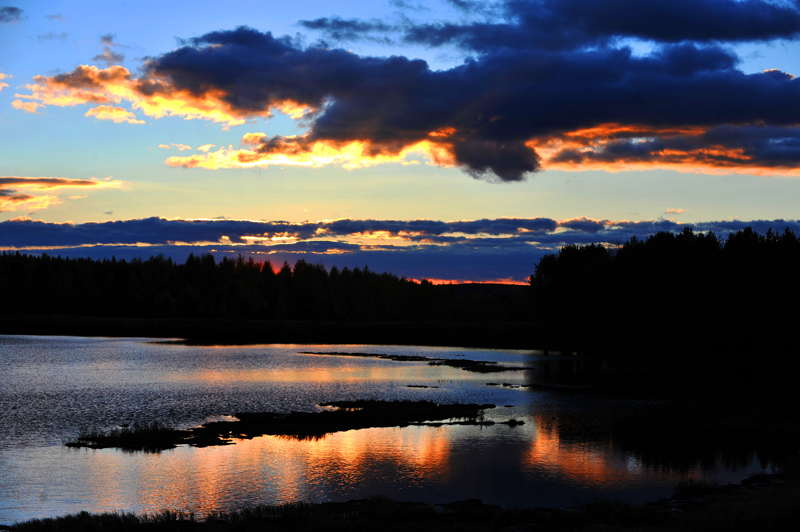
6,470,798,531
0,314,542,350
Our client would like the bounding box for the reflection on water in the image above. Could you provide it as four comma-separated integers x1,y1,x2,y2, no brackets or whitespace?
0,336,766,524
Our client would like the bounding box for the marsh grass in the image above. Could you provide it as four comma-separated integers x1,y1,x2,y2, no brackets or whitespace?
63,401,497,452
65,421,187,453
14,480,799,532
9,472,800,532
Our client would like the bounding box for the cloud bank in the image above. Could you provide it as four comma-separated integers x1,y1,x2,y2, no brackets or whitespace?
14,0,800,181
3,216,798,282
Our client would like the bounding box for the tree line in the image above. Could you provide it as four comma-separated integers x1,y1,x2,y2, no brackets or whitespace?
0,252,528,322
529,226,800,364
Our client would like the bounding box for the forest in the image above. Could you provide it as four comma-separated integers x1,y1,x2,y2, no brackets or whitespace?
0,252,528,322
2,226,797,362
530,226,800,364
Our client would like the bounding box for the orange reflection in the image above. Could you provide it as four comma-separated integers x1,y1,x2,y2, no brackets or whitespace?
70,425,452,516
525,416,703,488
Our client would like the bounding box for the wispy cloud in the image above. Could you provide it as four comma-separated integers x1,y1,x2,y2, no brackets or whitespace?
93,33,125,66
84,105,144,124
0,176,124,213
37,31,68,43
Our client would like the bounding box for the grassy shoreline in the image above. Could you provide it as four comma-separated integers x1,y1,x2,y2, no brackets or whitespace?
6,470,799,531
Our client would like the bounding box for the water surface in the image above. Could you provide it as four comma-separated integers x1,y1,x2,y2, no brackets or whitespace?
0,335,765,524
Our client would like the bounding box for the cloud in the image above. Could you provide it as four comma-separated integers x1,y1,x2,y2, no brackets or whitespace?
0,6,22,23
3,216,799,282
402,0,800,51
93,34,125,66
159,143,193,151
14,1,800,181
298,16,397,43
12,99,41,113
666,208,685,214
46,13,65,22
0,176,122,189
38,31,68,42
0,176,123,212
84,105,144,124
0,72,9,92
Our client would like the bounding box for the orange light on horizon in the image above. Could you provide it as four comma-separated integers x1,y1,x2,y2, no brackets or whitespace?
408,278,529,286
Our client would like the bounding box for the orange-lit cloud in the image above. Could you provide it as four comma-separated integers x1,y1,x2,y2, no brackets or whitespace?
0,72,9,92
530,123,800,176
159,143,193,151
165,132,458,170
15,64,294,127
12,99,41,114
666,208,685,214
0,176,123,213
0,193,59,212
84,105,145,124
13,21,800,181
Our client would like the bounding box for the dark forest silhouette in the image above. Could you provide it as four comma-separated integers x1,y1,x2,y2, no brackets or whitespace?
530,226,800,365
2,226,797,363
0,253,527,322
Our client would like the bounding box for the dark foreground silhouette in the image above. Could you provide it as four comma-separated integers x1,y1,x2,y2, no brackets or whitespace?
7,472,799,532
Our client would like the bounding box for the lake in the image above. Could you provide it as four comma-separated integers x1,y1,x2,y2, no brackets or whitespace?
0,335,766,524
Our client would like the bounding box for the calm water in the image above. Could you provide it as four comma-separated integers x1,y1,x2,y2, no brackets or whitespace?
0,335,765,524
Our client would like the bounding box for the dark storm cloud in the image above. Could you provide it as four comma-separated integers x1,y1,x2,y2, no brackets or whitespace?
0,6,22,23
140,9,800,180
23,1,800,180
403,0,800,51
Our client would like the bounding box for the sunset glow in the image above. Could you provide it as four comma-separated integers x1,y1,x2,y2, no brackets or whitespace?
3,0,800,281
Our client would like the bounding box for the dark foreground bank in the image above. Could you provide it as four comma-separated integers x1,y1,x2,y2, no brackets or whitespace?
6,470,799,532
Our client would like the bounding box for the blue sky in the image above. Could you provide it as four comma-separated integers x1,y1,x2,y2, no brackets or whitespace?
2,0,800,282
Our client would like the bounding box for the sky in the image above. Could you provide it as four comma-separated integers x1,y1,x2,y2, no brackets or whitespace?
2,0,800,283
